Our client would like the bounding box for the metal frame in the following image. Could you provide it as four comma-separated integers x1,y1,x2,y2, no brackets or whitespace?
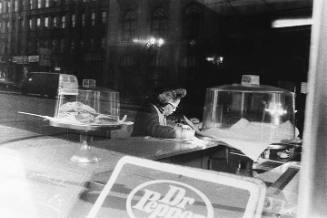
298,0,327,217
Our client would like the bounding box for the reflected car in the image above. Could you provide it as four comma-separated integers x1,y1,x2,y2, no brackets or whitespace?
20,72,78,98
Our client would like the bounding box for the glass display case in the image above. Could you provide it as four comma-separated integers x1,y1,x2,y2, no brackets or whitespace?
54,89,100,126
52,84,121,164
202,84,297,143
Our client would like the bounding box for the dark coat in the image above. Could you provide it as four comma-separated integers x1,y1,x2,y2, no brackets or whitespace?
132,103,176,138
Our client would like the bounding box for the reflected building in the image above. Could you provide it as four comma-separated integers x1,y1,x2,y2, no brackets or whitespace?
0,0,108,83
105,0,223,103
0,0,311,109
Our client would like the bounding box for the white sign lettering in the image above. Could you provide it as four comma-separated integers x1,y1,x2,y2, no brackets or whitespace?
126,180,214,218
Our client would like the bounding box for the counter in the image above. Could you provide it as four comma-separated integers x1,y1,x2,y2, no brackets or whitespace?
0,125,299,217
0,129,218,218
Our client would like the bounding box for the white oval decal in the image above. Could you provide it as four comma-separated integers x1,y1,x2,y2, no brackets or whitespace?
126,180,214,218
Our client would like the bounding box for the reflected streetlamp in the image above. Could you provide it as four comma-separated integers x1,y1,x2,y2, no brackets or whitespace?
133,36,165,91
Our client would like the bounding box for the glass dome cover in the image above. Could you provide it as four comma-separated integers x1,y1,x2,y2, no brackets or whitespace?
202,83,297,143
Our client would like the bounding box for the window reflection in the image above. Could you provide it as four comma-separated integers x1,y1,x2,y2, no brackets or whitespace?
121,9,137,42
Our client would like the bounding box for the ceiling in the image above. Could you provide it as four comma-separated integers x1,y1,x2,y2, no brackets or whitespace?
202,0,312,16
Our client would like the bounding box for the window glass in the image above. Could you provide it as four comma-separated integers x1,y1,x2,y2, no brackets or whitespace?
0,1,315,217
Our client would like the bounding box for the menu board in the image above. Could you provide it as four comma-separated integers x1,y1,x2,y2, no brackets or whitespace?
87,156,266,218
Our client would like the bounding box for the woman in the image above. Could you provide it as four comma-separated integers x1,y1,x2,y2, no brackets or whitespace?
132,87,193,138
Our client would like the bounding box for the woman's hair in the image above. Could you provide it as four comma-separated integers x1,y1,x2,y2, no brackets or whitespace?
154,87,187,107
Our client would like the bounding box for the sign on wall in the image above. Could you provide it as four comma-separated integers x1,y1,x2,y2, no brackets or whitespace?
28,55,39,63
39,48,51,66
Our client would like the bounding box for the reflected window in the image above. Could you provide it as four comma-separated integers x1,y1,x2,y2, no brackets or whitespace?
14,0,19,12
37,17,41,28
120,55,135,67
121,9,137,42
29,0,33,10
0,3,2,14
60,39,65,52
70,41,76,53
37,0,42,8
150,7,168,38
29,18,33,29
71,14,76,27
183,3,203,40
21,19,25,29
101,11,107,24
44,40,49,48
53,16,58,28
90,38,95,50
53,0,59,7
7,1,11,11
45,0,50,8
28,40,34,52
61,16,66,28
101,37,106,49
44,17,49,28
52,39,58,52
91,12,96,26
80,40,85,50
2,2,6,13
36,39,40,51
81,13,86,26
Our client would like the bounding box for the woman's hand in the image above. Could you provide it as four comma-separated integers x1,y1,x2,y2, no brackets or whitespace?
174,124,195,139
189,117,203,130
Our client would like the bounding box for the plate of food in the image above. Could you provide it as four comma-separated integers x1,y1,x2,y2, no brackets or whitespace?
19,101,132,131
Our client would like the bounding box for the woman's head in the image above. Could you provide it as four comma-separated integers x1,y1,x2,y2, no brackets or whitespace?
154,87,187,116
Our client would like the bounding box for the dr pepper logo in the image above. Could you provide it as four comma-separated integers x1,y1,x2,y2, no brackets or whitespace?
126,180,214,218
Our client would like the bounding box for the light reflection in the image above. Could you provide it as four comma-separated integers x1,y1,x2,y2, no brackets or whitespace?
132,37,165,48
206,55,224,65
0,151,38,218
265,102,287,125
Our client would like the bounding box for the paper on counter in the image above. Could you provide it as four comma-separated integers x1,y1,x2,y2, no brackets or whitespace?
201,119,299,161
208,135,270,161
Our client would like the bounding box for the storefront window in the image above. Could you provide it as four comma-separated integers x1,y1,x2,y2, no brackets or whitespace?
0,0,318,217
